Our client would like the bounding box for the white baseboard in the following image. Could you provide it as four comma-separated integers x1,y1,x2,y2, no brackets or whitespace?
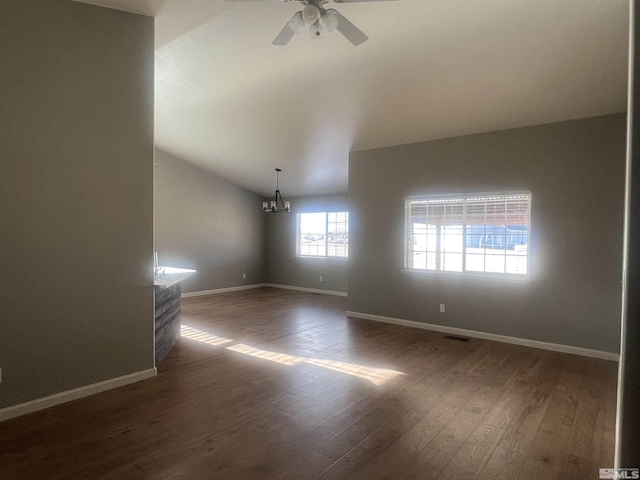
181,283,268,298
264,283,348,297
0,367,157,423
346,311,619,361
183,283,347,298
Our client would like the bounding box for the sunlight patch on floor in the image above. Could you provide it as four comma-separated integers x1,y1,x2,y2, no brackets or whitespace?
180,324,234,347
226,343,303,366
181,324,406,386
301,357,405,386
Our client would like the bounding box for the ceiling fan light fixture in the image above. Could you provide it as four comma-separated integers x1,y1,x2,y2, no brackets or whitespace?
288,11,305,33
309,20,324,38
302,5,320,24
319,11,338,33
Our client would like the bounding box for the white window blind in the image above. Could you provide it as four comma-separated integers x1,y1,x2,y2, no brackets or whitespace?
298,212,349,258
404,191,531,275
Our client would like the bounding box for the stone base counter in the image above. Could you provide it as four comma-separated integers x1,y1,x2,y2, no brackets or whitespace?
154,284,182,363
154,267,196,364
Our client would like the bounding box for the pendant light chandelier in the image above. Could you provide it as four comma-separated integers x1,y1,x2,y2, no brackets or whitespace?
263,168,291,213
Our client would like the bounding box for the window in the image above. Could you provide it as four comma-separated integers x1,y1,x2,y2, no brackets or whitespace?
404,191,531,275
297,212,349,258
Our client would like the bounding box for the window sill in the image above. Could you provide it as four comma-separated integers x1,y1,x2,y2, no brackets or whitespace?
401,269,531,283
296,255,349,260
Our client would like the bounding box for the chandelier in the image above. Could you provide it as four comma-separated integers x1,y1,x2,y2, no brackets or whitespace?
263,168,291,213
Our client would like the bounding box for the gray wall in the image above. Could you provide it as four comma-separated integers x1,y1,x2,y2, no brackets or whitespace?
154,149,267,293
267,194,349,293
349,114,626,353
0,1,155,409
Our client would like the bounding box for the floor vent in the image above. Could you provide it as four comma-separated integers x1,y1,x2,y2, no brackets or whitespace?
444,335,470,342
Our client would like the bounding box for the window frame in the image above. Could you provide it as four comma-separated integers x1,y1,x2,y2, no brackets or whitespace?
402,190,531,278
296,211,349,259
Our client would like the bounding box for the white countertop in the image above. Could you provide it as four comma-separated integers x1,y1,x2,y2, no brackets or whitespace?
154,267,197,289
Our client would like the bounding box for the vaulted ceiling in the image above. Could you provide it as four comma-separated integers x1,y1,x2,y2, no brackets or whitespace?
76,0,629,196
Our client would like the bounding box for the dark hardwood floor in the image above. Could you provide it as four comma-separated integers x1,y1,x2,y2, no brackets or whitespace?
0,288,617,479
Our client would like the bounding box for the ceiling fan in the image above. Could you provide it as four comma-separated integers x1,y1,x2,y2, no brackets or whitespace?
225,0,398,46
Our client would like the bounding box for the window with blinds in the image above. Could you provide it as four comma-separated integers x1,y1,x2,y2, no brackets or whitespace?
297,212,349,258
404,191,531,275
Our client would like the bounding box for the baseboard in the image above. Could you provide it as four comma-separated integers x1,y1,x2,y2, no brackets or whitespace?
181,284,268,298
264,283,348,297
0,367,157,423
346,311,619,361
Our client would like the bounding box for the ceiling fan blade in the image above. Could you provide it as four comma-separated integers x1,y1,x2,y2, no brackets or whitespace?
330,10,368,46
225,0,294,2
272,21,297,46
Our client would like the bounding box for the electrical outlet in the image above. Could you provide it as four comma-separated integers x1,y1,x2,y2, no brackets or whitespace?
440,304,446,313
319,276,323,282
242,273,246,279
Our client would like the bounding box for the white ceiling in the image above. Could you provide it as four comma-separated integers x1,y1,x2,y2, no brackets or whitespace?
76,0,629,197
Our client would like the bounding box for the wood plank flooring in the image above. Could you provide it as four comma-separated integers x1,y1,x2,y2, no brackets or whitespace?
0,288,618,479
